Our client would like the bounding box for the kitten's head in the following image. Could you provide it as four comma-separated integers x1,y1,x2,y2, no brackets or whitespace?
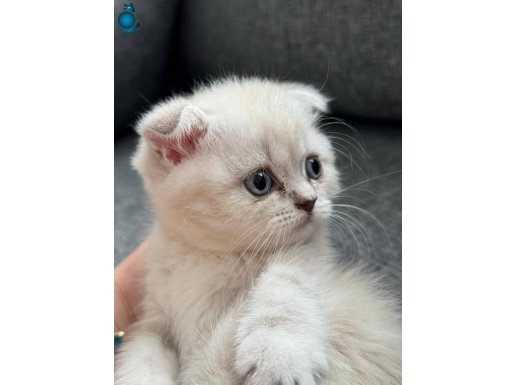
133,78,339,254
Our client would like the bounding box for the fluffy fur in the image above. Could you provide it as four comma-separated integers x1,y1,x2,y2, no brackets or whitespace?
115,78,401,385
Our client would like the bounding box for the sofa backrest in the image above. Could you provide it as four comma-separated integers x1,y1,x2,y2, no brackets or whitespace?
115,0,401,136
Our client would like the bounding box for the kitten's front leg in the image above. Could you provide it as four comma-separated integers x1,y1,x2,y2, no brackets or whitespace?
235,263,329,385
115,319,178,385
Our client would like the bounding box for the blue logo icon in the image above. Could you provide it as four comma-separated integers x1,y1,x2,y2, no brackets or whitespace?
118,3,140,33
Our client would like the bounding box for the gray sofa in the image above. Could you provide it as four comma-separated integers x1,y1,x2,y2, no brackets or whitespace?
114,0,401,295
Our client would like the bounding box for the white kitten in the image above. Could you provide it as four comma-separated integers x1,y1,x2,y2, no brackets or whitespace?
115,78,401,385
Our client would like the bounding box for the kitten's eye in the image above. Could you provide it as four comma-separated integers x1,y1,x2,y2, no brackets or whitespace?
305,157,322,179
244,170,273,196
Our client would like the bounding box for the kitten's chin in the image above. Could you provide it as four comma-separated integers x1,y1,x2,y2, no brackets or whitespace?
297,210,328,229
288,213,323,244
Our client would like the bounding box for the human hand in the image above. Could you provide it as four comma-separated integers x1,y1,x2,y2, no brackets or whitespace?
115,241,146,333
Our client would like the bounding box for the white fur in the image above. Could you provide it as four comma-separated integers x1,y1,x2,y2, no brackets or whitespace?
115,78,401,385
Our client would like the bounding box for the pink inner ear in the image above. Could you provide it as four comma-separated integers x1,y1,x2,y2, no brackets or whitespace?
177,124,205,160
162,136,182,165
145,124,206,165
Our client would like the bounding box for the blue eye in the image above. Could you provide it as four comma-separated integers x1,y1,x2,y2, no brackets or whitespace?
305,157,322,179
244,170,273,196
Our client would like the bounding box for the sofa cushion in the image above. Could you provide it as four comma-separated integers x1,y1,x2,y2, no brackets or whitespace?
179,0,401,120
115,0,402,136
114,0,180,137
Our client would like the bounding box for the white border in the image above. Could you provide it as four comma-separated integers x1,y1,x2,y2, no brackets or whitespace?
0,1,113,384
403,0,515,383
1,1,515,384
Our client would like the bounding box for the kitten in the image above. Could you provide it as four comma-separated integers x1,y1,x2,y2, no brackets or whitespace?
115,78,401,385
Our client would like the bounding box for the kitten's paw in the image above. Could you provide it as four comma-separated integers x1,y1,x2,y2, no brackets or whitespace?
234,328,328,385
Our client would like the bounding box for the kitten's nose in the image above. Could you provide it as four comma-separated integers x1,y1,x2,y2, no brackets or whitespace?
295,197,317,213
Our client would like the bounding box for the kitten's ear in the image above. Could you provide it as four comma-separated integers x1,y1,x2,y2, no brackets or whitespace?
286,83,331,114
140,104,208,165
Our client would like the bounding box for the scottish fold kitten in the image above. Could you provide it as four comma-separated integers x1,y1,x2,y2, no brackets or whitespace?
115,78,401,385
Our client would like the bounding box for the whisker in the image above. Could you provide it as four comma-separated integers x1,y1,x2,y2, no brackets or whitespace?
221,221,273,307
334,170,402,196
323,133,369,160
332,204,388,235
328,220,351,256
319,115,366,148
330,213,366,258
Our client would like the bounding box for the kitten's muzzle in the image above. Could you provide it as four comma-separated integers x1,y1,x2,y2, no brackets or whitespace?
295,197,317,213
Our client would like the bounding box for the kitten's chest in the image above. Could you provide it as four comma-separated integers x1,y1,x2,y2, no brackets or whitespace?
147,253,254,354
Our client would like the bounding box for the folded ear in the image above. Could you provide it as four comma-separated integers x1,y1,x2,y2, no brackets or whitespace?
286,83,331,114
140,104,208,165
